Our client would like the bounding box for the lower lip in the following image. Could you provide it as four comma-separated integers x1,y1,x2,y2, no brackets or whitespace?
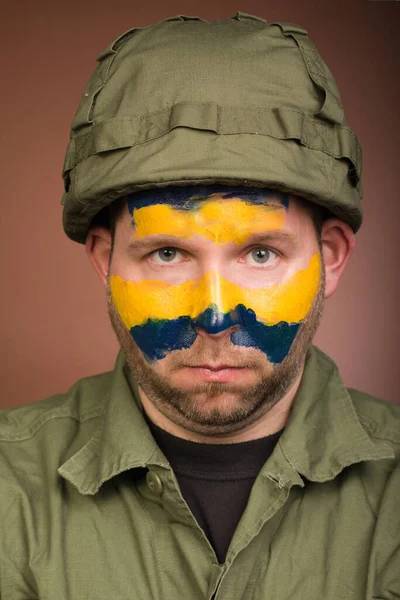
188,367,247,382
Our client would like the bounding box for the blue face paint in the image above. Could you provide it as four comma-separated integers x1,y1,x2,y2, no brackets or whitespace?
127,185,289,225
129,305,300,363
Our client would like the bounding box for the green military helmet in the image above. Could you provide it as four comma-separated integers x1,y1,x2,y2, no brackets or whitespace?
61,11,363,243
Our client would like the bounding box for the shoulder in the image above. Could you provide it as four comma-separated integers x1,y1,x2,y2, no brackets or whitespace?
0,368,114,441
348,387,400,458
311,345,400,458
0,368,113,506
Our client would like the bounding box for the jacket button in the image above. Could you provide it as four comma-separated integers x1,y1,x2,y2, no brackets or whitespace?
146,470,164,496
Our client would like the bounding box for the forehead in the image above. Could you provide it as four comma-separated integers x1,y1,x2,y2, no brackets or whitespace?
126,185,290,245
126,185,291,244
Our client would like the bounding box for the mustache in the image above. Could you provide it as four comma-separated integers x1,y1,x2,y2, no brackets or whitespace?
180,362,257,369
168,342,264,370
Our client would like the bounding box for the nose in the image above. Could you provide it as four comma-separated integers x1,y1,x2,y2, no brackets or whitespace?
191,306,243,336
190,270,245,335
194,324,240,339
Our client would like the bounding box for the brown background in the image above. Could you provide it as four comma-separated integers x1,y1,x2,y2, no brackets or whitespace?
0,0,399,408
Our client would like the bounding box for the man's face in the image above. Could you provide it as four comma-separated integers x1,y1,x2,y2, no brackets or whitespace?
107,185,325,435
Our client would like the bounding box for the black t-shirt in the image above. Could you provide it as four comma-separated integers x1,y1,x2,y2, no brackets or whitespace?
146,417,283,563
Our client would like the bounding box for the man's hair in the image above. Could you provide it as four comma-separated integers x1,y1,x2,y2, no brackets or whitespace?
90,192,328,250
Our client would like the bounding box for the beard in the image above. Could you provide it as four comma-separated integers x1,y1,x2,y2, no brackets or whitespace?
106,263,325,437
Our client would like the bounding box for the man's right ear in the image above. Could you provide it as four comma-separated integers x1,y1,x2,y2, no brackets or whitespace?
85,227,112,286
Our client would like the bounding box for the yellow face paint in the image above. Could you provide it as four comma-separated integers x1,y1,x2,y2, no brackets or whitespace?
110,253,320,330
132,199,286,246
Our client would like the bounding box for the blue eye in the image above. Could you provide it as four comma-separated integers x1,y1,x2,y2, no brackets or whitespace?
155,248,178,262
251,248,272,264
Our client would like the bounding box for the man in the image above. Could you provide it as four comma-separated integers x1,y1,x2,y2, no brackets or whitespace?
0,12,399,600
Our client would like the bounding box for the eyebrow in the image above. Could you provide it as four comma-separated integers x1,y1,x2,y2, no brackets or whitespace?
240,231,297,246
126,231,297,252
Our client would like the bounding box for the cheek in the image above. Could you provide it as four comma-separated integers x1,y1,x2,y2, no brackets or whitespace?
110,275,199,330
109,275,198,362
229,254,321,363
243,253,321,325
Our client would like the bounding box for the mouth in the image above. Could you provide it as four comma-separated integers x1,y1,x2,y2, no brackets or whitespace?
190,364,244,370
184,364,248,382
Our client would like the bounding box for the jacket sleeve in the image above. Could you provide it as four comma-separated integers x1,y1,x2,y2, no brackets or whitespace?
373,460,400,600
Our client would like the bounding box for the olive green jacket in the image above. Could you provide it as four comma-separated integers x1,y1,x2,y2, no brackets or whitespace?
0,345,399,599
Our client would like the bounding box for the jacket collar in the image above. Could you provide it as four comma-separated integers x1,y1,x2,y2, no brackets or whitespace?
58,346,394,495
276,346,394,483
58,350,168,495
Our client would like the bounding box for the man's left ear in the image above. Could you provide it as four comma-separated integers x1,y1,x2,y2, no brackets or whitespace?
321,218,356,299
